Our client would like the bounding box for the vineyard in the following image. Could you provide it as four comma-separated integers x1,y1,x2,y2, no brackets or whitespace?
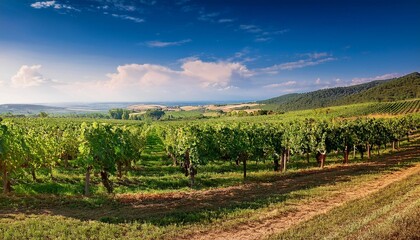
369,99,420,114
3,0,419,238
0,113,419,194
0,109,420,239
327,99,420,117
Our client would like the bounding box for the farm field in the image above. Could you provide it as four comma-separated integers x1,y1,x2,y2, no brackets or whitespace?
0,106,419,239
0,134,419,239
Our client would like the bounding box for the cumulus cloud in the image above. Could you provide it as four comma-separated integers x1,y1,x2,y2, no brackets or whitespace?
105,64,174,88
146,39,191,48
52,59,254,102
182,60,253,87
351,73,401,85
11,65,52,88
103,59,253,90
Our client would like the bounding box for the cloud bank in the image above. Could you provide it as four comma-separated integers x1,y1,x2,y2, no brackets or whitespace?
1,55,342,103
11,65,52,88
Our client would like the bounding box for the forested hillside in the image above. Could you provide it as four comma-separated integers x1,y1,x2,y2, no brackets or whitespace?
337,72,420,104
260,72,419,112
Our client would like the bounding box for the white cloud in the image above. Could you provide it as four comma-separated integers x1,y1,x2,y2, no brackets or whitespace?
115,4,136,11
218,85,239,91
110,14,144,23
263,81,297,88
97,5,109,10
146,39,191,48
268,29,290,35
105,64,174,88
240,25,289,41
52,59,253,102
102,59,252,90
299,52,330,59
11,65,52,88
30,1,55,8
239,24,262,33
315,78,321,84
351,73,401,85
261,57,336,73
225,48,259,64
181,60,253,87
30,1,78,11
53,4,75,10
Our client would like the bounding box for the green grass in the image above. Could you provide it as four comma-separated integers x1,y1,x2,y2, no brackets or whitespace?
267,170,420,240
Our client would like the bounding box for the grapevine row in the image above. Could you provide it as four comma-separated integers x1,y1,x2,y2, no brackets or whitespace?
0,116,418,194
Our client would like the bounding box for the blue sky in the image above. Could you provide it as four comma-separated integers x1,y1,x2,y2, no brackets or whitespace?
0,0,419,103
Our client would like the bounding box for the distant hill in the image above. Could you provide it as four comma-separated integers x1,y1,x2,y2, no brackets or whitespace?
259,72,420,111
0,104,64,114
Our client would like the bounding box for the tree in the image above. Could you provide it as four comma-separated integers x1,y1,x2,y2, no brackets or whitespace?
144,110,165,120
109,108,132,120
39,112,48,118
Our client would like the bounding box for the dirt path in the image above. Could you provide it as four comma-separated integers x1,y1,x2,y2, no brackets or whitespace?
189,157,420,240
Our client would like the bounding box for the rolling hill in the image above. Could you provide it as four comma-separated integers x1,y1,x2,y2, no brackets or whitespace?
0,104,64,115
337,72,420,104
259,72,420,111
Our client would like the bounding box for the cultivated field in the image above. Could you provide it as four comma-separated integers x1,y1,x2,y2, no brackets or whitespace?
0,103,419,239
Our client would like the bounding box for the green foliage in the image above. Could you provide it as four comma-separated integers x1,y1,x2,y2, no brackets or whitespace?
144,109,165,120
259,72,420,111
109,108,133,120
38,112,48,118
0,110,419,195
339,72,420,103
